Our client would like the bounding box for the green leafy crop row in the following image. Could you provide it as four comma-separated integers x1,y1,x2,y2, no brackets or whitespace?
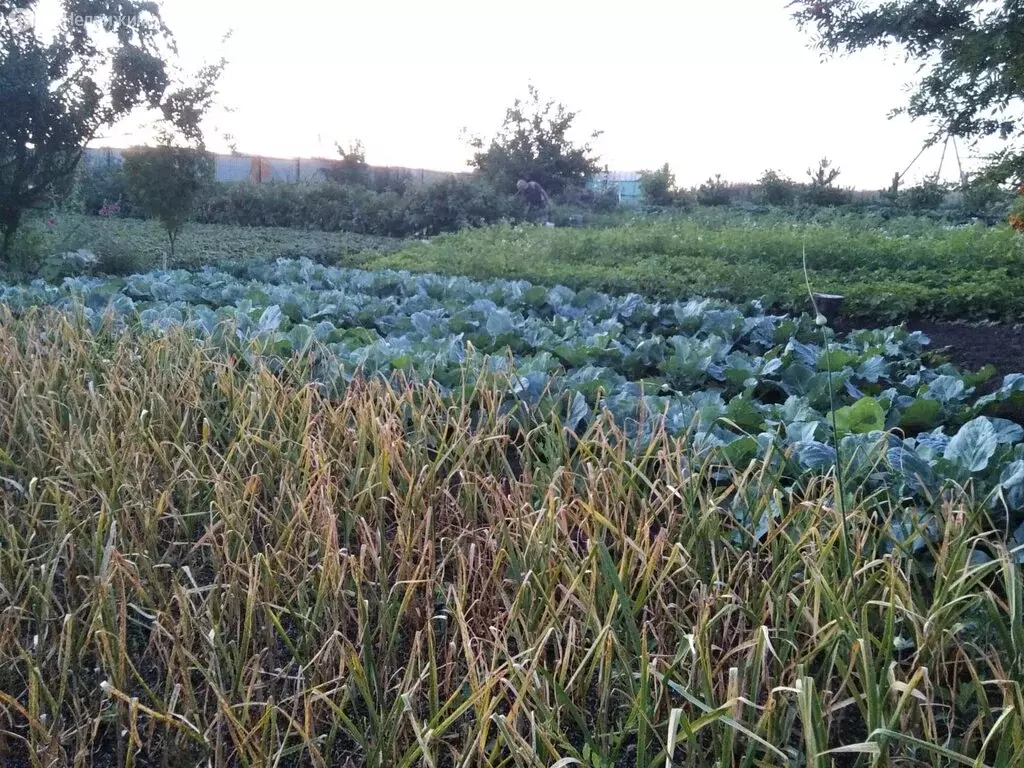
350,212,1024,323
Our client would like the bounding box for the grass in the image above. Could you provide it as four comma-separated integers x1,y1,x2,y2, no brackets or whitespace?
340,211,1024,323
2,310,1024,766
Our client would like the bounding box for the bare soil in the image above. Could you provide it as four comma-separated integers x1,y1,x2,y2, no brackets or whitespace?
836,317,1024,377
907,318,1024,377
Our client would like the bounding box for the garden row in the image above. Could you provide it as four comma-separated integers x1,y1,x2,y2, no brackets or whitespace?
2,305,1023,765
3,257,1023,523
345,211,1024,323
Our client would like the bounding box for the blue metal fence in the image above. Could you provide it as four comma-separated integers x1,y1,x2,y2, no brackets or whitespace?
588,171,642,206
82,147,468,186
82,147,644,203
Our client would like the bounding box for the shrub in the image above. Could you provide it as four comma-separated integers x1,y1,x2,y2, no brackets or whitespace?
72,161,134,217
322,140,371,187
901,175,950,212
696,174,732,206
198,182,371,231
404,177,527,235
756,169,796,205
2,221,50,275
591,186,622,213
639,163,677,207
95,244,146,276
562,181,621,213
801,158,852,206
369,167,412,196
195,177,526,238
960,178,1012,220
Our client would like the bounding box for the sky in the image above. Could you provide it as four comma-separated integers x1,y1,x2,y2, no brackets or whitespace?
92,0,987,189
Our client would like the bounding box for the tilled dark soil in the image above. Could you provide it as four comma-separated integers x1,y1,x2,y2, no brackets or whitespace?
908,318,1024,377
836,316,1024,377
834,315,1024,426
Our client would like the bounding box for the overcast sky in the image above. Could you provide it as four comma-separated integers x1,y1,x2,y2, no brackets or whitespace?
94,0,984,189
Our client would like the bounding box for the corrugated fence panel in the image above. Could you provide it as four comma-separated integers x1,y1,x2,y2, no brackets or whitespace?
82,148,642,201
589,172,642,206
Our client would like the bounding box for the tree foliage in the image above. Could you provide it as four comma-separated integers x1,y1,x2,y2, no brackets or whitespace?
0,0,223,260
123,143,215,260
791,0,1024,181
639,163,678,207
468,85,602,196
323,139,370,187
802,157,851,205
756,169,797,205
696,174,732,206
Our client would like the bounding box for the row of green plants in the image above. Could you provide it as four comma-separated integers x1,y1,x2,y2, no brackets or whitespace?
3,256,1021,507
73,160,534,237
639,161,1013,222
349,211,1024,323
196,176,534,237
66,159,611,249
1,312,1022,766
5,213,408,283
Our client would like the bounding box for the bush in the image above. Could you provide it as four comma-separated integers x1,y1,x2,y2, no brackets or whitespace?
322,141,372,187
591,186,622,213
1,221,51,276
801,185,854,207
561,182,621,213
95,244,147,275
801,158,852,207
696,174,732,206
756,169,796,205
404,177,527,236
960,179,1012,220
639,163,677,207
369,167,412,196
195,177,527,238
901,176,950,212
72,162,134,217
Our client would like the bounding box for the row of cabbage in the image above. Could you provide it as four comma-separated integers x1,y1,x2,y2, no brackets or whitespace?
2,257,1023,533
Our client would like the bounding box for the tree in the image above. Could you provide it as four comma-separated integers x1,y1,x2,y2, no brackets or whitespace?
756,169,797,205
324,139,371,187
0,1,223,261
696,174,732,206
468,85,602,196
122,142,215,263
802,157,851,205
790,0,1024,182
639,163,678,207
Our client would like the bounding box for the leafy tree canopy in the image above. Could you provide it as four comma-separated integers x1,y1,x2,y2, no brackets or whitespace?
123,142,215,261
467,85,602,197
0,0,223,259
323,139,370,186
790,1,1024,182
